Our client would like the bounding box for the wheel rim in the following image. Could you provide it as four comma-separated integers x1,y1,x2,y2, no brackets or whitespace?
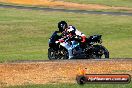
48,49,56,60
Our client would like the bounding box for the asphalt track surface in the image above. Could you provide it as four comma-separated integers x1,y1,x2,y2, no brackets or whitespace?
1,4,132,16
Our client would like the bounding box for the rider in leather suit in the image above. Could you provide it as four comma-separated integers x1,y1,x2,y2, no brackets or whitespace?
57,21,86,59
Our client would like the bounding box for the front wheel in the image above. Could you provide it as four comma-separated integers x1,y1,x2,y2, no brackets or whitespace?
48,47,69,60
59,47,69,59
48,48,57,60
91,45,109,59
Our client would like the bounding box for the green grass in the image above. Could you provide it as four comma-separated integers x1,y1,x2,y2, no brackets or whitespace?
0,8,132,62
5,82,132,88
60,0,132,8
0,2,132,13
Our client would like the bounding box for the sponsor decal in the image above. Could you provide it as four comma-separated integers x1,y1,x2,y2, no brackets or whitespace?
76,74,131,84
76,68,131,84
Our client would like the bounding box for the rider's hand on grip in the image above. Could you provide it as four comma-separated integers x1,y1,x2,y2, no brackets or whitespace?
55,39,64,44
59,39,64,43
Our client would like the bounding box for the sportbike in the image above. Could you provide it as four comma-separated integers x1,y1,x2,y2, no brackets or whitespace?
48,31,109,59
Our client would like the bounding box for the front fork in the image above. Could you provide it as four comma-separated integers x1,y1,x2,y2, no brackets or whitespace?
60,41,80,59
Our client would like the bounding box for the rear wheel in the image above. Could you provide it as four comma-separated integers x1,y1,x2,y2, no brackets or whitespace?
91,45,109,59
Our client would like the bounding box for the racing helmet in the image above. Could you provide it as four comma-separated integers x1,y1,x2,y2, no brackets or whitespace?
58,21,68,32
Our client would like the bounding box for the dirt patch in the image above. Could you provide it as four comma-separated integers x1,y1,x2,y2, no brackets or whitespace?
0,0,132,11
0,59,132,87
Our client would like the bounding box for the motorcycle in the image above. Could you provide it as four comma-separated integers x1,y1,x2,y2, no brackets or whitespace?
48,31,109,60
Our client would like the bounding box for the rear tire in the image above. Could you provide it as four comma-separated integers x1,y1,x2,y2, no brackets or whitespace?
91,45,109,59
101,46,109,58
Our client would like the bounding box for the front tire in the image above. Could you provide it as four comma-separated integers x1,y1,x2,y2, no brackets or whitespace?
60,47,69,59
48,48,57,60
